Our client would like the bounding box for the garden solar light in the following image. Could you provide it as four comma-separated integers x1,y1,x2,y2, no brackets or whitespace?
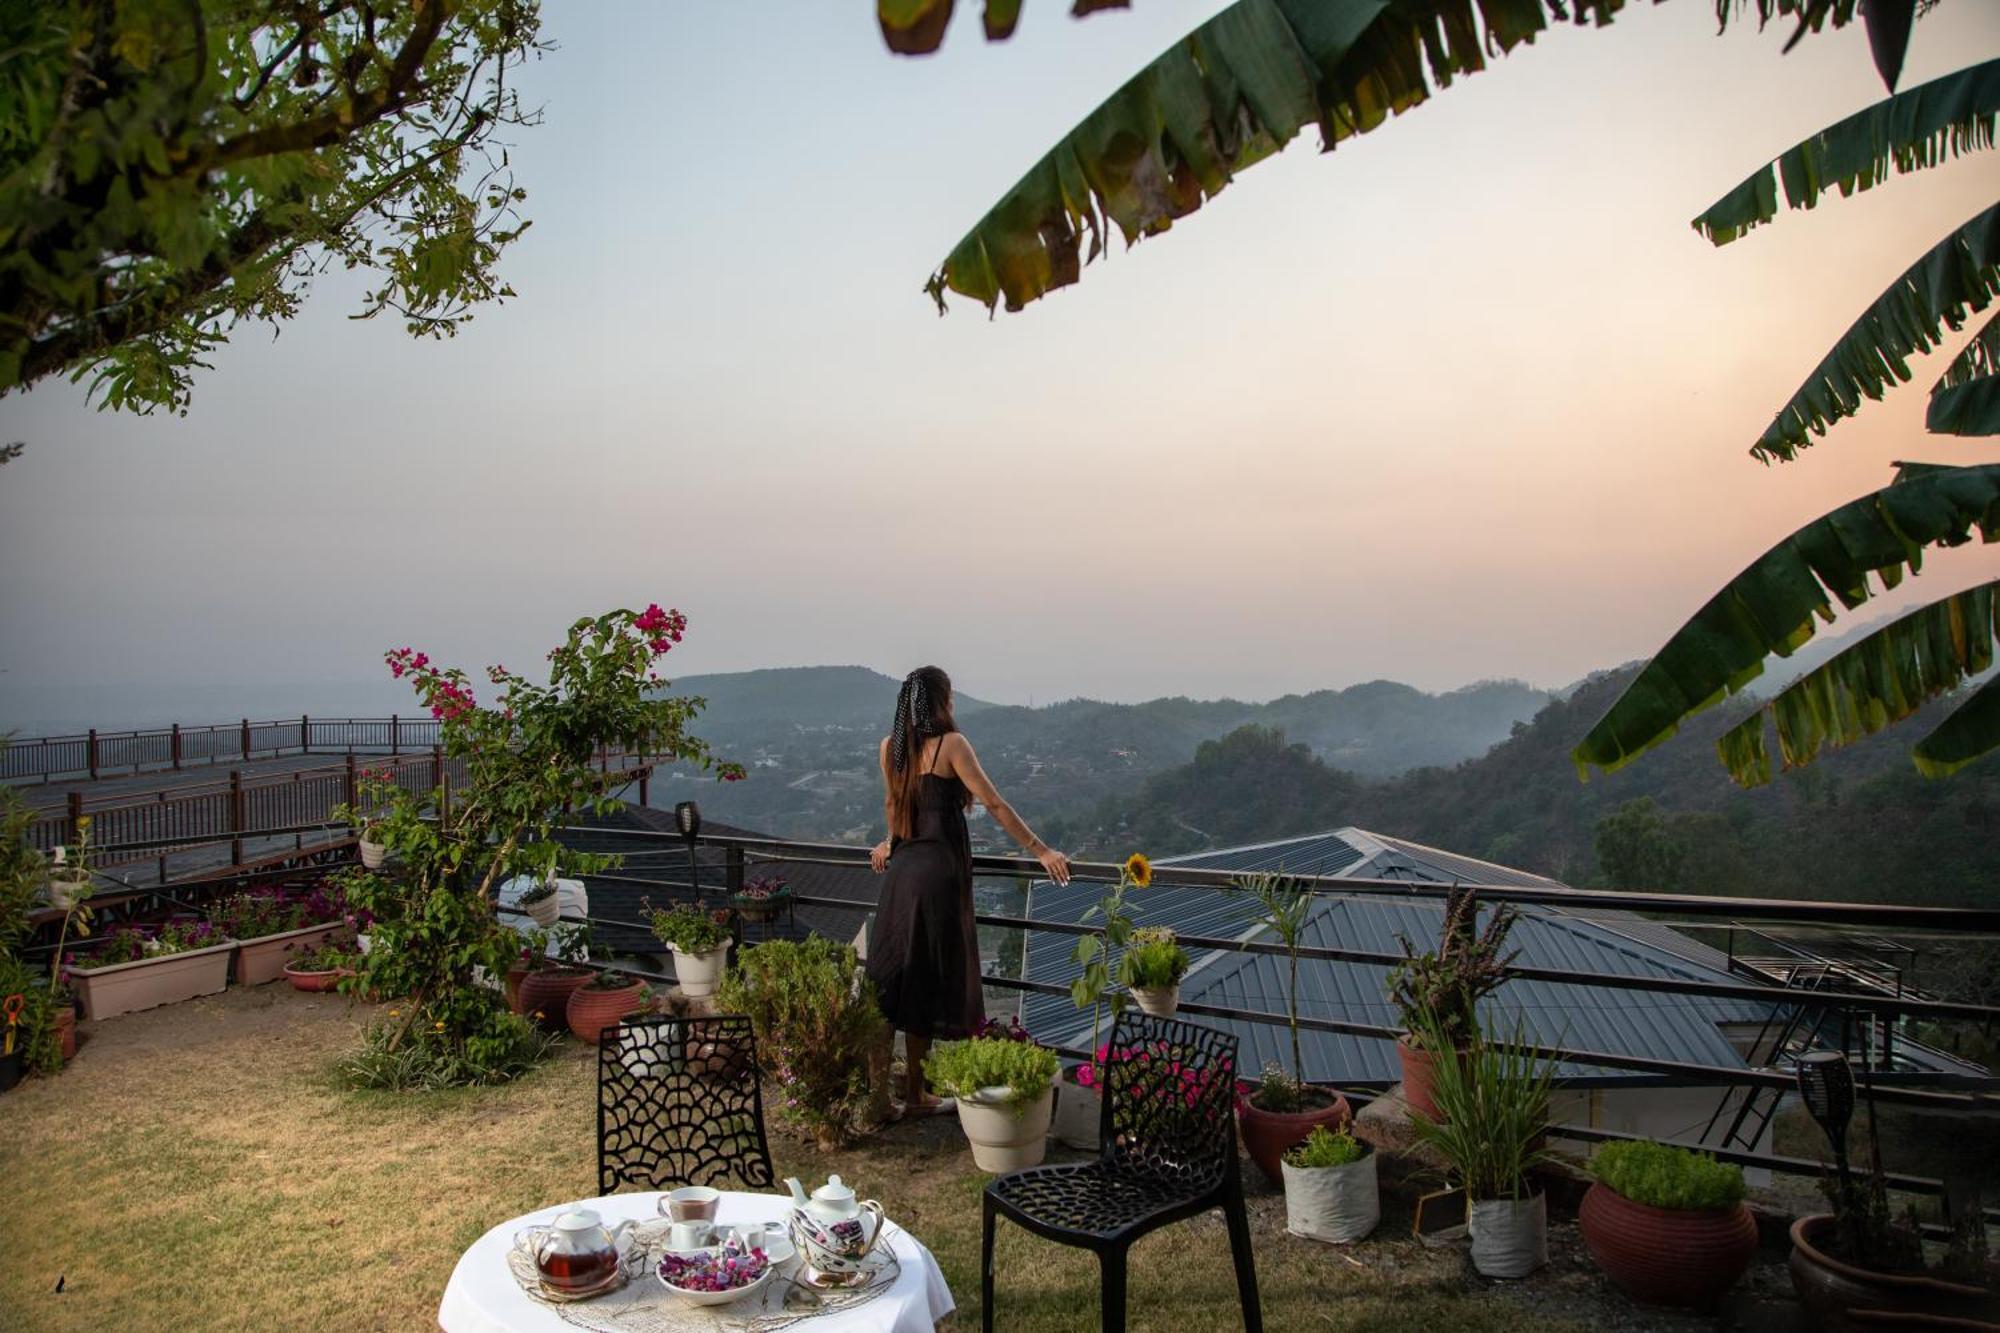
675,801,702,841
1796,1050,1855,1191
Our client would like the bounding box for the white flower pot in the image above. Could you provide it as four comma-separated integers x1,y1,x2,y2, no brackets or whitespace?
356,932,372,956
1130,983,1180,1018
358,839,387,870
46,873,90,911
1468,1194,1548,1279
68,941,235,1021
524,892,560,928
1051,1072,1103,1150
955,1085,1055,1173
1282,1146,1379,1244
671,942,730,1000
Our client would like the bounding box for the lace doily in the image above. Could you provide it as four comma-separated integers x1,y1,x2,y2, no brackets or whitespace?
507,1222,905,1333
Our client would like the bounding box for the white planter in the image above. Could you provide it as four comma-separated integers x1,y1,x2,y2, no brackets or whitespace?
46,874,91,911
671,942,730,1000
69,940,236,1021
1051,1072,1102,1150
523,891,560,928
1467,1194,1548,1279
358,838,386,870
1282,1146,1379,1244
1129,983,1180,1018
356,932,373,956
955,1084,1054,1173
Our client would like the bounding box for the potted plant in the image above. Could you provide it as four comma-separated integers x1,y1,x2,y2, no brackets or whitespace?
1056,852,1152,1151
514,924,592,1031
67,920,234,1021
516,877,560,928
645,902,733,1001
714,937,885,1148
1283,1120,1379,1244
1051,1045,1108,1151
1121,925,1189,1017
1580,1139,1758,1308
1230,871,1350,1184
730,874,790,924
45,818,95,911
283,943,360,993
1406,1010,1557,1280
215,880,352,986
925,1032,1060,1173
1386,888,1518,1121
357,822,387,869
566,970,650,1045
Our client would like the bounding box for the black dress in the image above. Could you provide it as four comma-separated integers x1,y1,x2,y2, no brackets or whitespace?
867,769,982,1038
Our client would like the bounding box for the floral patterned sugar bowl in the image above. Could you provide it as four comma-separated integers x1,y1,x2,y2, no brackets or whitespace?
657,1236,773,1307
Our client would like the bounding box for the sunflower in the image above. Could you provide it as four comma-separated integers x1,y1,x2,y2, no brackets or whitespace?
1124,853,1152,889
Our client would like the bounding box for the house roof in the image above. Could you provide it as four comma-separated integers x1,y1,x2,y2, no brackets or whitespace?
1022,827,1776,1087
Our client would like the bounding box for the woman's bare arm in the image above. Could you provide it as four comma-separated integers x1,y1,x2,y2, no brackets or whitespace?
870,738,893,872
942,734,1070,885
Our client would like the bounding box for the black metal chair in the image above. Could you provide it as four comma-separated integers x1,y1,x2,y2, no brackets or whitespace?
982,1011,1261,1332
598,1014,775,1195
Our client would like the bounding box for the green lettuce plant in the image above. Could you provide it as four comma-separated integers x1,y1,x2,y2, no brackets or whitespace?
1284,1122,1367,1171
1591,1140,1745,1212
924,1035,1059,1115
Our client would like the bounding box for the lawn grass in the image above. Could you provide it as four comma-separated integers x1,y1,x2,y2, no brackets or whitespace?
1,986,1629,1332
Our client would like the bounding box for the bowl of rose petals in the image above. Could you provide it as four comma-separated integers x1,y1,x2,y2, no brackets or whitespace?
656,1240,773,1307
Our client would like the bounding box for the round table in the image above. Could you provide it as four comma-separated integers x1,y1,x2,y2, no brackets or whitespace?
437,1190,956,1333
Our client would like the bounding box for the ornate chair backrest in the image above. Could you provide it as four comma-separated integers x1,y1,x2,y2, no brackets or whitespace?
598,1014,775,1195
1098,1010,1240,1192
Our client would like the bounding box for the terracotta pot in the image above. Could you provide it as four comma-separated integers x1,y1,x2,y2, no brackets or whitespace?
1051,1069,1103,1150
1789,1214,1998,1330
505,963,530,1013
1238,1085,1353,1187
566,978,649,1045
358,839,386,870
731,893,788,924
1580,1182,1758,1308
233,921,351,986
54,1005,76,1063
955,1085,1054,1173
68,941,235,1021
516,968,591,1031
671,943,729,1000
1129,984,1180,1018
283,965,349,994
1397,1036,1465,1121
686,1031,751,1082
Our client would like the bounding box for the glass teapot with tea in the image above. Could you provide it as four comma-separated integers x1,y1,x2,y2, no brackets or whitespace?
518,1207,636,1294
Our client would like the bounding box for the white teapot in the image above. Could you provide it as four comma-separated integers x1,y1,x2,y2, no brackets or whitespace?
784,1174,884,1285
516,1207,635,1294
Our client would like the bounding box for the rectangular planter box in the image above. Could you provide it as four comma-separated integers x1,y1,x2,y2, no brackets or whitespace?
234,922,351,986
69,941,236,1021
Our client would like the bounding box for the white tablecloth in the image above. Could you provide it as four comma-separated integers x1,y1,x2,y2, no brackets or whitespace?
437,1190,954,1333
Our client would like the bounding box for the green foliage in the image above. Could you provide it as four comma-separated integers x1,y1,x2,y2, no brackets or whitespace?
0,0,546,418
714,937,885,1148
338,1001,556,1091
1386,892,1518,1052
1593,797,1686,890
288,943,358,973
1590,1140,1745,1212
1284,1122,1366,1170
1404,1010,1556,1202
1232,870,1315,1081
644,903,731,955
1068,852,1148,1049
923,1035,1058,1114
1927,312,2000,436
0,951,61,1076
1119,926,1188,988
333,604,738,1088
0,787,43,958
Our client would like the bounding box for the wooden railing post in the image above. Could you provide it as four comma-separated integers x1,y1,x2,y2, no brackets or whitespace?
170,723,182,770
301,714,310,754
229,769,246,867
344,753,359,814
87,728,99,780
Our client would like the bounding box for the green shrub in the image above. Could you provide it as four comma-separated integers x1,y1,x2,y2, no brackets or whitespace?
715,937,884,1148
1120,926,1190,988
924,1035,1059,1114
645,902,731,954
1284,1123,1367,1169
339,1001,556,1091
1591,1139,1745,1211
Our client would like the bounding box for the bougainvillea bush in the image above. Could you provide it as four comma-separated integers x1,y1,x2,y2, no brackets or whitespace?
332,604,741,1088
714,937,885,1148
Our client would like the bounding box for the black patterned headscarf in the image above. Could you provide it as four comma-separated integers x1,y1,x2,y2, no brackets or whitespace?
889,666,953,772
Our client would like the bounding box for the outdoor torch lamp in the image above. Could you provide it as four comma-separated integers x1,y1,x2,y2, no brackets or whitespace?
1796,1050,1856,1191
675,801,702,905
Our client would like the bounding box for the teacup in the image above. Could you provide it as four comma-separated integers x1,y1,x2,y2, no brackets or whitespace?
667,1220,714,1253
661,1186,720,1223
735,1221,793,1263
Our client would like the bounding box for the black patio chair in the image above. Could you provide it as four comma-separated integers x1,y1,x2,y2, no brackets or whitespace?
598,1014,776,1195
982,1011,1260,1332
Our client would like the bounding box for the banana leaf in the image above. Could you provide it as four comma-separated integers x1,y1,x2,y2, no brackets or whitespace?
1692,59,2000,245
1926,311,2000,436
1752,202,2000,462
1715,581,1999,785
1571,461,2000,779
879,0,1127,54
1913,676,2000,777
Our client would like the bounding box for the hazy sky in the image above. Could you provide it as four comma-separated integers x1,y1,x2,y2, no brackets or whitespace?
3,1,1998,729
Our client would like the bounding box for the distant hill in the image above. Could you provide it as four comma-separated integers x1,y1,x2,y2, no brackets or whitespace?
655,666,1555,842
1044,667,2000,904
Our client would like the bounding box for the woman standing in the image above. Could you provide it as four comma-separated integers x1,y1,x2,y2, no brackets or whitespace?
868,666,1070,1116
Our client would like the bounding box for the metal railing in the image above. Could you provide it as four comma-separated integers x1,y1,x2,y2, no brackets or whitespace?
2,716,447,783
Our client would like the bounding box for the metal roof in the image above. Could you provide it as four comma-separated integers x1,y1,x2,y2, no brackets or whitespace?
1022,828,1777,1084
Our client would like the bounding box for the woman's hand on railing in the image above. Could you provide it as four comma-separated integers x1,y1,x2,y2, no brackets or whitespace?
1037,846,1071,886
869,840,891,873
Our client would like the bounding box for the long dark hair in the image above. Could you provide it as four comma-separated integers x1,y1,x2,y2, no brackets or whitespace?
887,665,958,839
